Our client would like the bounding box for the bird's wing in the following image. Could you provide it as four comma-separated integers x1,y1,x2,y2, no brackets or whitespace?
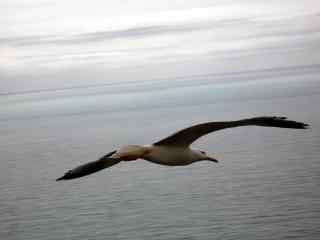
56,150,119,181
153,116,309,147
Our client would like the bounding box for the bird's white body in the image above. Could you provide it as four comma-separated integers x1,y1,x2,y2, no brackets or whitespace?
143,145,203,166
111,145,210,166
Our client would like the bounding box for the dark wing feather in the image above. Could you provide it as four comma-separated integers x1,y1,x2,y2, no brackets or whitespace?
56,150,118,181
153,116,309,147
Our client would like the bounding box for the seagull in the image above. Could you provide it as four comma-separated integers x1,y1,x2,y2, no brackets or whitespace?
56,116,309,181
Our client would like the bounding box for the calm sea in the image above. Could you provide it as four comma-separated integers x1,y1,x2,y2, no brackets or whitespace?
1,75,320,239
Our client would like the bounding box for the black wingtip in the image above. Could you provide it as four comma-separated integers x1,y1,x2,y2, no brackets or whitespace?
56,150,119,182
254,116,310,129
56,169,78,181
292,121,310,129
56,171,71,181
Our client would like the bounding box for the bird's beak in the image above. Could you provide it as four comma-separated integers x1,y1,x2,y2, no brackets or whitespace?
206,156,219,163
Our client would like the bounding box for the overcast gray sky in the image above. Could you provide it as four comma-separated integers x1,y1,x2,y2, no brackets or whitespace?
1,0,320,93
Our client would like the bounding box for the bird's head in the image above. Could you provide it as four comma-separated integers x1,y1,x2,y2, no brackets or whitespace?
111,145,150,160
197,150,219,163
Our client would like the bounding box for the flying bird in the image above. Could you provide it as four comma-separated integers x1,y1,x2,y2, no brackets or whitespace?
56,116,309,181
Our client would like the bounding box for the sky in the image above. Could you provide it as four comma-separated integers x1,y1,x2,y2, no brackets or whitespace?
1,0,320,93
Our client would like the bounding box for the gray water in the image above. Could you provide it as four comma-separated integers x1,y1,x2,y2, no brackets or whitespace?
1,76,320,239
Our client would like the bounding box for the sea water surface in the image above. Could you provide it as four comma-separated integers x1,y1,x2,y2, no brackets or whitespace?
1,75,320,239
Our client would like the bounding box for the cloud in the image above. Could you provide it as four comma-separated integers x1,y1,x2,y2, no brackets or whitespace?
0,20,218,47
1,7,319,88
1,11,319,49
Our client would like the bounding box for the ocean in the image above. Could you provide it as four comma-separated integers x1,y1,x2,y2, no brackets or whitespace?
1,75,320,239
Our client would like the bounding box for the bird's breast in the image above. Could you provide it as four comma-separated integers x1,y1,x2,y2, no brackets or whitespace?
143,146,196,166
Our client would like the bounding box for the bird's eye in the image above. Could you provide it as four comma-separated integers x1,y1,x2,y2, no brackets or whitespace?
200,151,206,154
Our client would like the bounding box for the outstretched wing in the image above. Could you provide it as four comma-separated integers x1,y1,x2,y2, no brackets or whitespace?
56,150,118,181
153,116,309,147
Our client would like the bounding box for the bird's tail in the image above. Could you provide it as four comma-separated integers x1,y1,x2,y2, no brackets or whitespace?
242,116,309,129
